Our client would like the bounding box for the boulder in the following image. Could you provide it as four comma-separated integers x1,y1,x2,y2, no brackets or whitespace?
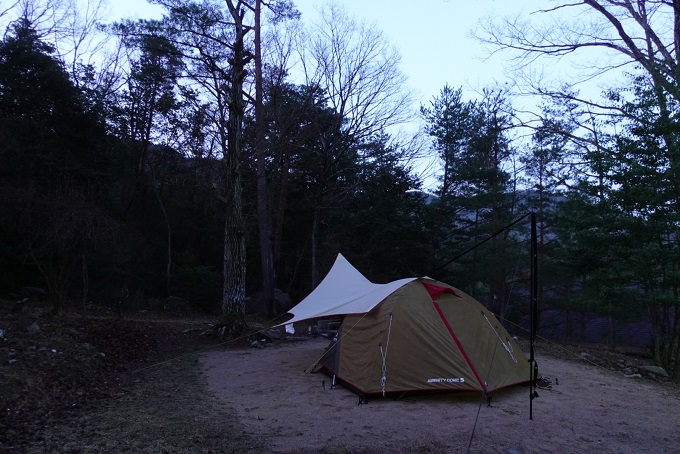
272,289,294,316
248,289,296,315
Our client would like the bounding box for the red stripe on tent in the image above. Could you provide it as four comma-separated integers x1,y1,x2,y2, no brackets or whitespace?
432,300,485,391
421,282,460,300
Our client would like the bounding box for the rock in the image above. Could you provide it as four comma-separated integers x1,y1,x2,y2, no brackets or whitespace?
27,322,40,334
8,359,17,365
273,289,295,316
264,328,285,340
639,365,668,377
250,340,265,349
250,289,296,315
580,352,605,366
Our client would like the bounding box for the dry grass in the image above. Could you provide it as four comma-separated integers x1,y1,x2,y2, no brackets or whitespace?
0,302,264,453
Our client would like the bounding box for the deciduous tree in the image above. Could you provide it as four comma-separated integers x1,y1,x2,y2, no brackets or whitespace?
297,3,415,284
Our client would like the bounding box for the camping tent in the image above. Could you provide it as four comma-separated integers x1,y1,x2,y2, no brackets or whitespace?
284,254,531,396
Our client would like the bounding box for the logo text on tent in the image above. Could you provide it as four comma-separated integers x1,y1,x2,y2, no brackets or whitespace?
426,378,465,383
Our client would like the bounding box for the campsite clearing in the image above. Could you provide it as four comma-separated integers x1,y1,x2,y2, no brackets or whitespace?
2,306,679,453
202,336,680,454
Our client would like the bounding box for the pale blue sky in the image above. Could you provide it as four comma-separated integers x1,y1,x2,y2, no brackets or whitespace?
107,0,549,109
291,0,547,105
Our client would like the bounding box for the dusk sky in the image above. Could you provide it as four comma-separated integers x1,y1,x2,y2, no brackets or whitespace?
104,0,610,188
107,0,557,108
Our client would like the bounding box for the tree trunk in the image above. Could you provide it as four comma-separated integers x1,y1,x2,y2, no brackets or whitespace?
222,208,246,315
311,207,320,289
221,112,246,316
221,1,248,320
254,0,276,317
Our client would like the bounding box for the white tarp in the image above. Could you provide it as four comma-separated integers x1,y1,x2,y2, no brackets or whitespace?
279,253,417,325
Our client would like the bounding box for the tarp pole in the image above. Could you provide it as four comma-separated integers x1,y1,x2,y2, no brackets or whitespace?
530,212,538,420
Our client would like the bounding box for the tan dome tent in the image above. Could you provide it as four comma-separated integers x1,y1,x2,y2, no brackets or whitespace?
283,253,532,396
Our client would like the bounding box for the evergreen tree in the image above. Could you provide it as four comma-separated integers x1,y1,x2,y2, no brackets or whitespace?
554,74,680,376
0,19,118,311
0,19,107,188
520,100,577,331
422,86,519,317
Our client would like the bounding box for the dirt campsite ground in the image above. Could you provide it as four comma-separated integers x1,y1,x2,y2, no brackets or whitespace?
202,335,680,454
2,306,679,453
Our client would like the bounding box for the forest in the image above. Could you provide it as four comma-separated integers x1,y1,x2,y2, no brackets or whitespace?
0,0,678,379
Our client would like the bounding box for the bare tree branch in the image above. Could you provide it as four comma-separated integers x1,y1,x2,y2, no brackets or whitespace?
301,3,415,144
475,0,680,102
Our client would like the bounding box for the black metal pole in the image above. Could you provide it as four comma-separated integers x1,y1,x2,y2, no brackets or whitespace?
529,212,538,420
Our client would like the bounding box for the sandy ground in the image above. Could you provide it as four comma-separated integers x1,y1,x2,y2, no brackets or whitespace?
201,337,680,454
